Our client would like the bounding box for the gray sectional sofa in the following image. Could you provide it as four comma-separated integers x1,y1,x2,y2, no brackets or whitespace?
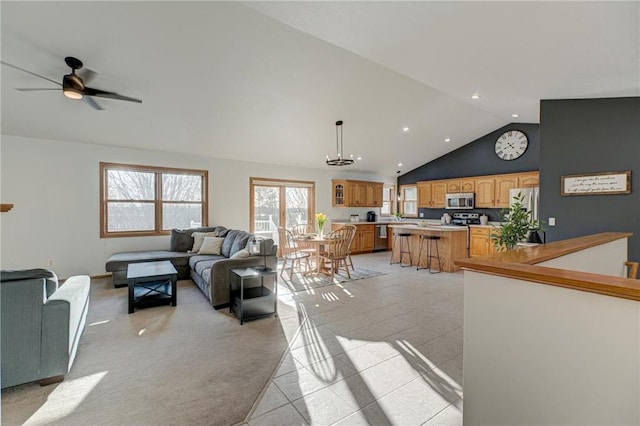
105,226,277,309
1,269,90,388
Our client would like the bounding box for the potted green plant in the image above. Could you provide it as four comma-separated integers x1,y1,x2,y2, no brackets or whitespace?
393,212,402,221
491,192,541,251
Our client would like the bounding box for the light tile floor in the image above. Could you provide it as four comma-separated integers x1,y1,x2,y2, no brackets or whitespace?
243,251,463,426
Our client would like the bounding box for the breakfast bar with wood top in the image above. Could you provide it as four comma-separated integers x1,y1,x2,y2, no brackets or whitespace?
456,232,640,426
388,224,468,272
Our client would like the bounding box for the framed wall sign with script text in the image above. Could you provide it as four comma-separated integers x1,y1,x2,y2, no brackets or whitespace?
561,171,631,196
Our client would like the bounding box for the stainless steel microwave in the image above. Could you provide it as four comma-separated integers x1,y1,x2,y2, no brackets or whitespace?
445,193,474,210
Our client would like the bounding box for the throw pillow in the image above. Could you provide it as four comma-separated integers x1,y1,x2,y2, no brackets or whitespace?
170,228,196,252
191,231,218,253
198,237,225,255
230,231,253,257
230,248,250,259
221,229,241,257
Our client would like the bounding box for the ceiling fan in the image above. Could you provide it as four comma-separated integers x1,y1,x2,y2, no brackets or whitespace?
1,56,142,110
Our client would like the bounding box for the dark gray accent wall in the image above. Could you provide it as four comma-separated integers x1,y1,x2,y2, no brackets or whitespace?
539,97,640,263
398,123,540,221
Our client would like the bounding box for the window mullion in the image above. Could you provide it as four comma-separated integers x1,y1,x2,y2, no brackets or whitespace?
156,171,162,232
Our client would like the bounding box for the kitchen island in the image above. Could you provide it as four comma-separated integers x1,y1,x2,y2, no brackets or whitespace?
388,224,468,272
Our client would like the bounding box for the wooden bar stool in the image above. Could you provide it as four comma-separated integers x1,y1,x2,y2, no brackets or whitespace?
390,232,412,267
417,234,441,273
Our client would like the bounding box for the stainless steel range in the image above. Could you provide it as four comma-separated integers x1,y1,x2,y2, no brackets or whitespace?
451,212,481,226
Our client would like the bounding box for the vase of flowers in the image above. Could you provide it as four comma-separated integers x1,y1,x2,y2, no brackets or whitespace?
316,212,328,238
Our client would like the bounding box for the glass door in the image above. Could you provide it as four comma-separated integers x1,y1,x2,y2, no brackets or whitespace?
250,178,315,252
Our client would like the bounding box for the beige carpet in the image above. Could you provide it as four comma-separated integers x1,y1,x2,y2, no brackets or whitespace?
1,278,291,426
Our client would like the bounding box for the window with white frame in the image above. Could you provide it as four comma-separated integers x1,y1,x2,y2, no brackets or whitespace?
100,162,208,237
400,185,417,217
381,184,395,216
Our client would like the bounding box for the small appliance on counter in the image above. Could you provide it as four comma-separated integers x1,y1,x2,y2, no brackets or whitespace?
366,211,377,222
350,214,360,222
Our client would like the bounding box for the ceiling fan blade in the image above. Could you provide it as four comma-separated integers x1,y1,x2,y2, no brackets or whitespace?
83,95,103,110
84,87,142,104
16,88,60,91
1,61,62,87
79,68,97,85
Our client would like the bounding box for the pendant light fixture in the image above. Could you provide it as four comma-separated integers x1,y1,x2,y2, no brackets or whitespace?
326,120,354,166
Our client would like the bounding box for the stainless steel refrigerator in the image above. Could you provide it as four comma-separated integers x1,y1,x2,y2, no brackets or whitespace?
509,187,540,221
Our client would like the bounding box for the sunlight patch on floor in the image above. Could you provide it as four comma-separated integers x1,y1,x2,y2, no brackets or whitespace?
24,371,107,425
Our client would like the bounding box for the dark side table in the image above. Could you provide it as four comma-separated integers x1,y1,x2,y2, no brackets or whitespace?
229,267,278,325
127,261,177,314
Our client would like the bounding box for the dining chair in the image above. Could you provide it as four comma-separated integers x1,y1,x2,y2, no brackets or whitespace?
344,226,357,271
320,225,356,280
277,227,311,279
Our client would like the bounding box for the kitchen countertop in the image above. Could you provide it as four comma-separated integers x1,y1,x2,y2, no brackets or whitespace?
332,219,438,225
388,224,468,232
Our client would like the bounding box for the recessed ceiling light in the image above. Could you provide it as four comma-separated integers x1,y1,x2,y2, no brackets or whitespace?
444,138,451,142
402,127,410,132
511,113,519,118
357,156,362,160
398,162,403,167
471,94,481,99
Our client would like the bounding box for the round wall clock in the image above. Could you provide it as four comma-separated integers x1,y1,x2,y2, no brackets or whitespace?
494,130,528,160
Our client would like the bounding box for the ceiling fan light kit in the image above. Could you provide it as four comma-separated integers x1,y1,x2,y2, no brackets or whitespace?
326,120,354,166
2,56,142,110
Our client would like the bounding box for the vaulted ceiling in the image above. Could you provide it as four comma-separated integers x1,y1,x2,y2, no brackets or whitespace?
2,2,638,176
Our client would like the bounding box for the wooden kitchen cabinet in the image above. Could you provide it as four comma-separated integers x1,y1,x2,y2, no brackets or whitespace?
358,224,375,252
417,180,446,208
332,180,347,207
460,179,475,192
415,171,538,209
332,179,383,207
518,171,539,188
348,182,366,206
474,177,496,208
474,173,526,208
445,179,475,194
432,182,446,208
495,174,519,207
332,223,375,253
417,181,432,208
366,182,383,207
469,226,499,257
445,179,461,193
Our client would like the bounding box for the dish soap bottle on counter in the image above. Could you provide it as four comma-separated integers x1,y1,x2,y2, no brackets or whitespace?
441,213,451,225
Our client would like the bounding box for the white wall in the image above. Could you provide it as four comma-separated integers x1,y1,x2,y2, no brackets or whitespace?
463,238,640,425
0,135,392,278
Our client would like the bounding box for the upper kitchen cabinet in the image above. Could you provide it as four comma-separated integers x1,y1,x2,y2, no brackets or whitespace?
417,180,446,208
417,171,538,209
348,181,367,206
519,171,540,188
494,174,519,207
332,180,347,207
474,174,519,208
474,172,537,208
332,179,383,207
474,177,496,208
417,182,432,208
445,179,475,193
366,182,384,207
